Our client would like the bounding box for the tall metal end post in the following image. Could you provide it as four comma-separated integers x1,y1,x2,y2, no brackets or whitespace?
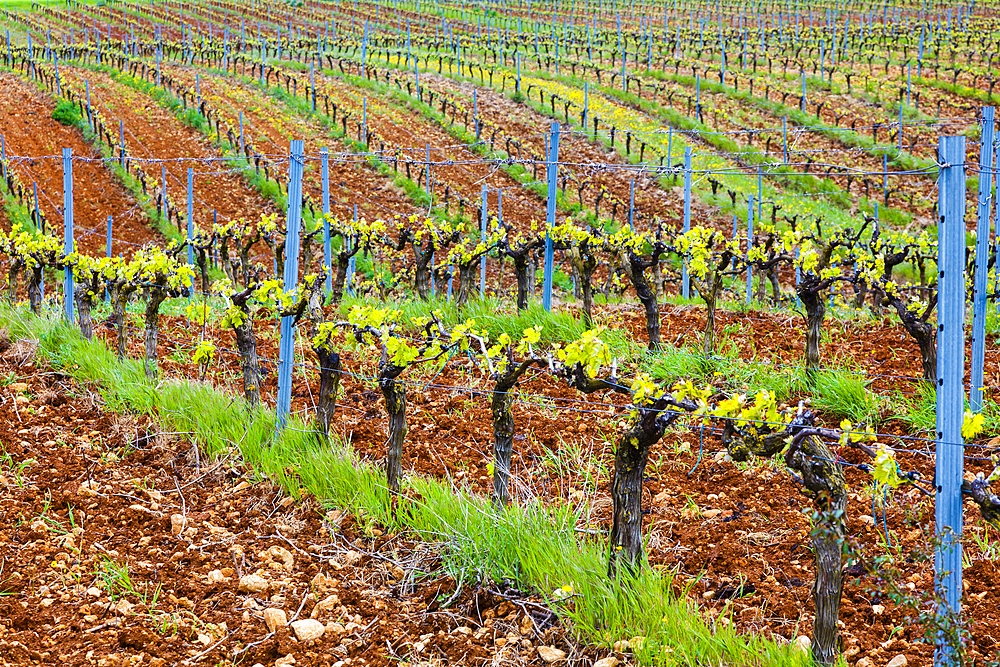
321,147,332,295
276,139,305,431
347,204,357,297
970,107,995,413
628,179,635,232
681,147,692,299
62,148,74,323
186,168,194,268
934,134,967,667
746,194,754,306
480,184,488,297
543,122,559,312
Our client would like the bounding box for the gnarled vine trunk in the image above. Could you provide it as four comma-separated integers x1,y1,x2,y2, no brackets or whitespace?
234,319,261,406
799,280,826,381
27,266,43,315
314,347,342,437
112,289,130,360
513,255,530,310
332,256,350,304
607,407,669,577
75,287,94,341
143,290,168,380
455,262,477,307
379,366,407,493
787,434,847,666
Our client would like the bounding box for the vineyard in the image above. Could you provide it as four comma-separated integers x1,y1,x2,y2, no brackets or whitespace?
1,0,1000,665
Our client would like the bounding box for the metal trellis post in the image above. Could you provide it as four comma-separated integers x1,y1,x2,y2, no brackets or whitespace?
276,140,305,431
321,147,332,295
934,134,966,667
682,147,692,299
186,168,194,268
481,184,487,297
971,107,995,413
543,122,559,311
747,195,754,305
62,148,74,323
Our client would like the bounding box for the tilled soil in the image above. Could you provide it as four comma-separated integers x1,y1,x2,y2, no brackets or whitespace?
0,333,592,667
7,298,997,666
0,73,162,257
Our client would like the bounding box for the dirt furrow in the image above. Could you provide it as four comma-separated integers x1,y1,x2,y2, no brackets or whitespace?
0,73,161,256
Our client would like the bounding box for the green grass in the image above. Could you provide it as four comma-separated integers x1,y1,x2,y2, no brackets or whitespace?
809,368,881,425
894,381,1000,437
0,302,810,667
51,98,82,126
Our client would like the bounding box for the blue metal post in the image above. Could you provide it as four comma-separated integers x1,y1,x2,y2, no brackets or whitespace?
682,147,692,298
106,215,112,261
321,147,332,295
971,107,995,412
935,135,966,667
62,148,74,322
747,195,754,305
543,122,559,311
782,115,788,164
186,168,194,267
85,80,92,130
481,184,488,296
628,179,635,232
276,139,305,430
310,62,316,112
347,205,357,296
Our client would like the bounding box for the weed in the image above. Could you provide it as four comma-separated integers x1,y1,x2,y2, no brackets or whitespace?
808,368,880,424
51,98,82,126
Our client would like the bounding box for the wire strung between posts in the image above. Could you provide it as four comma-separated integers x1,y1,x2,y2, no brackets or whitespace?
88,317,1000,458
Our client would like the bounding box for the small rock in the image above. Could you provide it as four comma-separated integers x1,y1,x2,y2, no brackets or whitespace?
855,659,874,667
263,608,287,633
275,656,296,667
170,514,187,536
793,635,811,652
207,569,226,584
86,587,102,597
886,656,907,667
238,574,269,594
343,551,363,566
290,618,325,642
871,604,885,615
310,595,340,619
843,645,861,659
859,515,876,527
702,509,722,519
594,658,619,667
267,545,295,569
536,646,566,663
